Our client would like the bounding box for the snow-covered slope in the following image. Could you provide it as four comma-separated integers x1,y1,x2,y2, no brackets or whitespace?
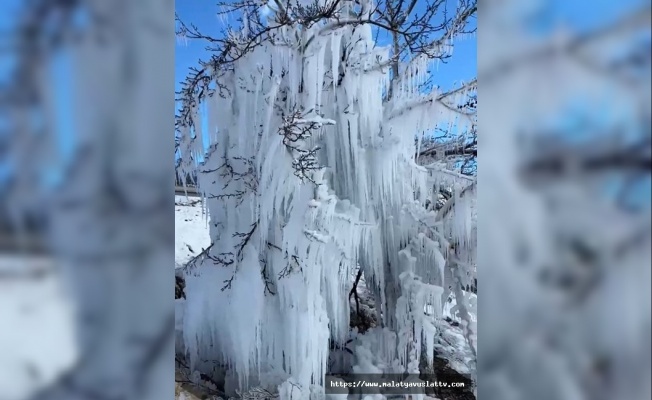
175,196,210,269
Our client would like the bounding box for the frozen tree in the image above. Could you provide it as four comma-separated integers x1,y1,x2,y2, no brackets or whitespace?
176,0,477,397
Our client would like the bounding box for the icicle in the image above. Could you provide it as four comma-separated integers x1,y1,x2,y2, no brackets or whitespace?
178,10,476,394
331,32,342,87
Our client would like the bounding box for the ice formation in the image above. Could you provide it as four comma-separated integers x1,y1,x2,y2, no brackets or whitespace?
176,1,477,397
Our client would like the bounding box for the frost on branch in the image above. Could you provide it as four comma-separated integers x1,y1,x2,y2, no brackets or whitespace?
175,0,477,397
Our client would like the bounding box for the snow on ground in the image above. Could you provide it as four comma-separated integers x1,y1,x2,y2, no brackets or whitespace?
0,256,77,400
175,195,211,268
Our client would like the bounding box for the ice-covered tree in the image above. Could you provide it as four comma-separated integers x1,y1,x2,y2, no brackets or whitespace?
176,0,477,397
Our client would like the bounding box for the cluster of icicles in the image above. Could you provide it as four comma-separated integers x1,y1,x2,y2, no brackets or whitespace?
176,2,476,398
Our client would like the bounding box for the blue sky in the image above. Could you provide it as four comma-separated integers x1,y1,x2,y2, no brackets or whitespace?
528,0,648,34
175,0,477,100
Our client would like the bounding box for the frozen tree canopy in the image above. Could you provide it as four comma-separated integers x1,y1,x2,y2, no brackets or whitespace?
175,0,477,398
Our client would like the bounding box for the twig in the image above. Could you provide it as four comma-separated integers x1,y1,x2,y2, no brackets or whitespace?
349,269,363,317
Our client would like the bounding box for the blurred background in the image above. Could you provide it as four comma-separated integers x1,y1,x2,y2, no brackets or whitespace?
0,1,175,400
0,0,649,399
479,1,650,400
